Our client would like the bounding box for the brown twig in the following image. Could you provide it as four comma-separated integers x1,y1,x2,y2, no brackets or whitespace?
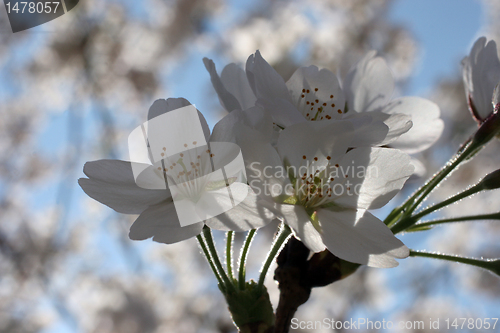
273,237,360,333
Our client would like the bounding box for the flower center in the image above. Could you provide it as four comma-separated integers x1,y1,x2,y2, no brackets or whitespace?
298,87,344,121
155,143,214,201
289,154,346,209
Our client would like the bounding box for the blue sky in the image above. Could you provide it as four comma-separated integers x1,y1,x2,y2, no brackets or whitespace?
168,0,484,129
389,0,483,96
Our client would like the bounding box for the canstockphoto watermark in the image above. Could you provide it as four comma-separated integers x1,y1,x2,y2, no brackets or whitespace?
248,161,379,198
291,317,499,331
128,101,248,227
291,318,426,331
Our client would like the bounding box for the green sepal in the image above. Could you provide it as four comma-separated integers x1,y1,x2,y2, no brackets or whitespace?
282,195,298,205
405,224,434,232
223,280,275,333
304,208,324,235
338,259,361,279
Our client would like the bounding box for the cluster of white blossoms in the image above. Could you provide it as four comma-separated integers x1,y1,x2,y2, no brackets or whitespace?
80,48,448,268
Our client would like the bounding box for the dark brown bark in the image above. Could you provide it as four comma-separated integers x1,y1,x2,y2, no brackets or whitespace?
273,237,312,333
273,237,360,333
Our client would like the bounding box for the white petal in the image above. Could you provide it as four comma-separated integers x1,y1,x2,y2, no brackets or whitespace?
342,111,391,147
276,204,326,252
172,183,244,227
147,98,211,142
246,51,291,101
79,160,171,214
203,58,242,112
382,97,444,154
84,159,166,190
79,178,170,214
129,201,203,244
234,124,288,201
286,66,346,120
221,63,257,110
84,159,144,184
205,190,276,231
493,79,500,109
276,120,354,171
210,106,275,144
256,98,307,127
330,147,414,210
356,110,412,146
317,209,409,267
409,157,427,179
210,109,244,144
344,51,395,113
242,106,276,136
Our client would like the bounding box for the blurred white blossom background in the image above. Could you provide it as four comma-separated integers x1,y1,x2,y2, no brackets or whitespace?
1,0,499,332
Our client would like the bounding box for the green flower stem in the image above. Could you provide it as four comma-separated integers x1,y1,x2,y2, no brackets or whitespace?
387,159,459,226
384,159,458,227
389,143,479,233
238,229,256,290
257,223,292,290
387,114,499,230
202,226,235,292
408,147,470,213
385,207,405,227
406,131,497,216
226,231,235,281
409,250,500,276
391,183,483,234
196,235,226,292
407,212,500,231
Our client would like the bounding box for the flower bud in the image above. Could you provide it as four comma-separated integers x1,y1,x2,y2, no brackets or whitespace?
462,38,500,123
479,169,500,190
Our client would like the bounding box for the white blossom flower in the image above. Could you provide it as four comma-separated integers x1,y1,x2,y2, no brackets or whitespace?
205,51,443,154
462,37,500,123
343,51,444,154
79,98,275,244
205,55,398,149
233,117,414,268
